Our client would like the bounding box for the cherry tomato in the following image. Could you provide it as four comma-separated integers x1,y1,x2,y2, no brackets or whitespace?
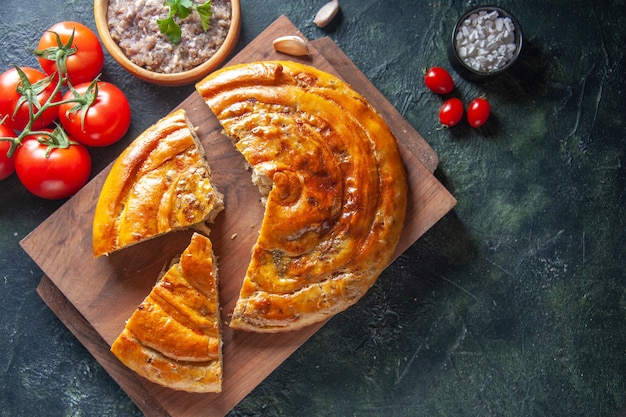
0,124,17,180
59,81,131,147
424,67,455,94
14,130,92,200
0,67,60,131
36,21,104,85
467,97,491,128
439,98,464,127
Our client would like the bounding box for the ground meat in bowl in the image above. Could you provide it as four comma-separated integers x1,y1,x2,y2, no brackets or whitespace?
107,0,232,74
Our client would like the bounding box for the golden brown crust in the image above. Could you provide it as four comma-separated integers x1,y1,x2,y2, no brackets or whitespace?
110,233,222,393
93,109,224,257
111,330,222,393
196,61,407,332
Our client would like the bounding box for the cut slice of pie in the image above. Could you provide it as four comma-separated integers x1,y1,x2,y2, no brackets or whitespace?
93,108,224,257
110,232,223,393
196,61,408,332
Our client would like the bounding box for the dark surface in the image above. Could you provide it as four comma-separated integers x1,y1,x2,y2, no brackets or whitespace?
1,1,624,416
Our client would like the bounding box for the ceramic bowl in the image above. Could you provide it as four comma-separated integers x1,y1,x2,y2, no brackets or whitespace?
448,5,523,81
93,0,241,86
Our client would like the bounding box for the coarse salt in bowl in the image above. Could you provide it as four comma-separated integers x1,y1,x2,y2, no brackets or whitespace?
448,6,523,80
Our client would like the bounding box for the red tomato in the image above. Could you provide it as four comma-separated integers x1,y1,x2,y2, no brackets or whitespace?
0,67,60,130
59,81,131,147
467,97,491,128
14,130,92,200
0,124,17,180
439,98,464,127
424,67,455,94
36,21,104,85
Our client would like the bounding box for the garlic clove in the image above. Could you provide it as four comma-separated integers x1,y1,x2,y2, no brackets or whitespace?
314,0,340,28
272,35,311,57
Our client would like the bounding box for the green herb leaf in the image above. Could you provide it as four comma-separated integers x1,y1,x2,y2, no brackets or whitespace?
157,15,182,44
196,1,213,31
158,0,213,44
172,0,193,19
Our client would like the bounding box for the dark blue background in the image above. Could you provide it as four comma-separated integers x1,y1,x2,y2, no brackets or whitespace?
1,1,624,416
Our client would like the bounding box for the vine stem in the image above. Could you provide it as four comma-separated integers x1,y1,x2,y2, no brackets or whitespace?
0,28,94,158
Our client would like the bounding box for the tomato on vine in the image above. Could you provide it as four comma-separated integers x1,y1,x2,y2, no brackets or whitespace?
439,98,464,127
0,67,60,131
14,128,91,200
35,21,104,86
0,124,17,180
424,67,455,95
59,81,131,147
0,20,133,199
467,97,491,128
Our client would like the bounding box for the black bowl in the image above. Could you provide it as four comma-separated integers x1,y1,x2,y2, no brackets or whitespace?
448,6,523,81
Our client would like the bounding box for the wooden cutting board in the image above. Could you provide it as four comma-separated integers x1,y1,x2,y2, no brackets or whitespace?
21,16,456,417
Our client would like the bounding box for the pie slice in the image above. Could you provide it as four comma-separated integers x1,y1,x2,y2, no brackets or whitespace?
110,232,223,393
93,108,224,257
196,61,408,332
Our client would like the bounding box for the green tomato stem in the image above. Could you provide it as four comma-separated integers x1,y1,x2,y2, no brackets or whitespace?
1,33,100,159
